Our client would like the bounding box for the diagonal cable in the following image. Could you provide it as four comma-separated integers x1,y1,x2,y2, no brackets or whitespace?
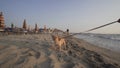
63,19,120,38
84,21,117,32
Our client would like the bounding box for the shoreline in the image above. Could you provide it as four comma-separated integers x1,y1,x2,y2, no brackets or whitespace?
70,37,120,64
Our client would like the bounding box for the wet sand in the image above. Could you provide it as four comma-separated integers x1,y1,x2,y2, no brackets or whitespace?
0,34,120,68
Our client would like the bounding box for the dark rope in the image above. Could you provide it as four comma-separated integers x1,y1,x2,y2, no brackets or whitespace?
63,19,120,38
117,19,120,23
84,21,117,32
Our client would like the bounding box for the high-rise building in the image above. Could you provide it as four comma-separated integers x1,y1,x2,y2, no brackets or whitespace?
0,12,5,29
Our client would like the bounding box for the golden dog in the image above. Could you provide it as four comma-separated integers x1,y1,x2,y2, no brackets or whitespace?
52,35,66,51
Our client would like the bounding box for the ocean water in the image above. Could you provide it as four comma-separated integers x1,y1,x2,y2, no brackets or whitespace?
75,33,120,53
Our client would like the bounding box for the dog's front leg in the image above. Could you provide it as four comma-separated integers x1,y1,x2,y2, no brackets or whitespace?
59,45,61,51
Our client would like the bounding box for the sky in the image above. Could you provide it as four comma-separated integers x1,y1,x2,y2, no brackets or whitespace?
0,0,120,34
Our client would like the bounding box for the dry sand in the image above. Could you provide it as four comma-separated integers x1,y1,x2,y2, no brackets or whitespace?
0,34,120,68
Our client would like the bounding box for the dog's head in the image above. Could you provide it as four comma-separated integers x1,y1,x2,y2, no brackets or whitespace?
52,35,56,40
52,35,59,41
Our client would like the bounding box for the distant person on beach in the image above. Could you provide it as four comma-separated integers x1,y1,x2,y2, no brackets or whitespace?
66,29,69,35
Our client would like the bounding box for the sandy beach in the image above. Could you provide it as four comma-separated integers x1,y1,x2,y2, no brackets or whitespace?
0,34,120,68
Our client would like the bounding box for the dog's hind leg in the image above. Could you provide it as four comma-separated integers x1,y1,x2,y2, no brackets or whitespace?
64,41,66,50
